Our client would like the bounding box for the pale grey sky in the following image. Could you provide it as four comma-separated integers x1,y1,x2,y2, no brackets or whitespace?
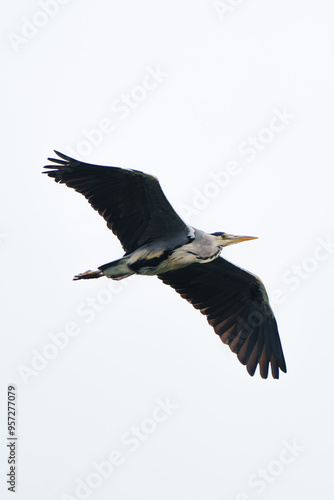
1,1,334,499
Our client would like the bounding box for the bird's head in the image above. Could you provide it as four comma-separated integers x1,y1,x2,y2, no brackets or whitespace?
211,232,258,248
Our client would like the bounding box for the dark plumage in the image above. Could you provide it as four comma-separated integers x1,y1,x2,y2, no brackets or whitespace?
160,259,285,378
45,151,189,254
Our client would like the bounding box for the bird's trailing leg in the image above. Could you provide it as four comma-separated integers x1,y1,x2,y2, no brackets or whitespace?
73,270,104,281
73,257,136,281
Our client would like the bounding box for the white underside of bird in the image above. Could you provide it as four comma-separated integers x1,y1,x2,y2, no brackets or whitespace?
100,228,220,278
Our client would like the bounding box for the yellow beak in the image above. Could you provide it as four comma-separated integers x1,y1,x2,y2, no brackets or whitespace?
223,234,258,245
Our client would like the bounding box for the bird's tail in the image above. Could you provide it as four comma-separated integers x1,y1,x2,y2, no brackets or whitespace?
98,257,134,280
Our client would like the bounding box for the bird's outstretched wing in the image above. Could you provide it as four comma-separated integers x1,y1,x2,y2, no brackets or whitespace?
159,257,286,379
43,151,189,254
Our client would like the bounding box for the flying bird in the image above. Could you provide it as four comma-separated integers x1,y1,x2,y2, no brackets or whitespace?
43,151,286,379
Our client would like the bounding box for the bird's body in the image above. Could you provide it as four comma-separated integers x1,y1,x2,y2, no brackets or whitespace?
44,151,287,379
98,228,224,279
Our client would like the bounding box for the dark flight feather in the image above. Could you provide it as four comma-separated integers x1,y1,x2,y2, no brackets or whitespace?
44,151,189,254
159,257,286,379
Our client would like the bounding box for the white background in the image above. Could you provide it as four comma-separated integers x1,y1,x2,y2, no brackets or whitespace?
1,1,334,499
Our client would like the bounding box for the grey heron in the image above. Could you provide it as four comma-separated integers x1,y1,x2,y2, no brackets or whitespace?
43,151,287,379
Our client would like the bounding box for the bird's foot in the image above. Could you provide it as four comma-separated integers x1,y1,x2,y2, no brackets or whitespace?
73,270,104,280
